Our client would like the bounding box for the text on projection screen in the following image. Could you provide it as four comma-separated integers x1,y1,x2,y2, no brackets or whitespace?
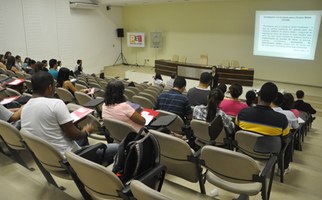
253,11,322,60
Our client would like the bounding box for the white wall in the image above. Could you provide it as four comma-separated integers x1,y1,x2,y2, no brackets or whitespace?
122,0,322,87
0,0,123,74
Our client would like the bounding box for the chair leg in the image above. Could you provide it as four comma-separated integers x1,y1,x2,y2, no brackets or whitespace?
63,162,92,200
235,194,249,200
267,162,276,200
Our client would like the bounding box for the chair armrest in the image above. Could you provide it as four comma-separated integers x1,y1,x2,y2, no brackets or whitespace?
259,155,277,178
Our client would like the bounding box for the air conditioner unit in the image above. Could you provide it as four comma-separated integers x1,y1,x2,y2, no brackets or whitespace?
69,2,99,9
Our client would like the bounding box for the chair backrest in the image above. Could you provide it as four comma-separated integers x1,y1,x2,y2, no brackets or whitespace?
56,87,75,103
5,87,22,97
149,129,199,183
88,82,102,90
138,92,156,103
74,91,93,106
127,86,141,94
77,79,89,87
124,89,136,101
143,89,159,99
65,151,124,199
200,54,208,65
20,129,69,178
132,95,154,109
75,83,88,91
15,72,25,78
191,119,226,146
130,180,172,200
103,118,136,143
6,70,16,77
200,145,260,183
0,120,24,150
221,59,230,67
156,110,184,133
235,130,271,159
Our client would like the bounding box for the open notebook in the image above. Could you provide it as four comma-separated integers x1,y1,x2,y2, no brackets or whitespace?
70,107,94,123
140,108,159,125
0,96,20,105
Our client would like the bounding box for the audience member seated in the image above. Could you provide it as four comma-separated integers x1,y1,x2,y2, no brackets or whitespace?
22,57,30,70
41,60,49,72
74,59,82,72
102,80,145,132
236,82,291,175
74,65,84,77
281,93,299,118
193,88,235,137
5,56,19,73
154,76,192,124
57,67,88,94
271,92,299,129
245,90,257,107
216,83,227,94
219,83,247,117
15,55,22,71
21,72,118,163
187,72,211,106
0,54,7,71
48,59,58,80
25,59,36,74
153,73,165,88
166,73,176,88
294,90,316,115
3,51,11,64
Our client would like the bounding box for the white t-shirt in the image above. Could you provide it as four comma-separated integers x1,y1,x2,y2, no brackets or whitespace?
0,104,13,121
273,107,299,129
21,97,80,155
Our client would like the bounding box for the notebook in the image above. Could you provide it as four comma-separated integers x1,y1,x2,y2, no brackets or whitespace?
0,96,20,105
140,108,159,125
71,107,94,123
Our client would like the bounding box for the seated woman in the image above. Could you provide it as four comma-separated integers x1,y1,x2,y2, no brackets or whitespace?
219,83,247,117
153,73,165,88
57,67,88,94
102,80,145,132
193,88,235,140
245,90,257,107
282,93,300,118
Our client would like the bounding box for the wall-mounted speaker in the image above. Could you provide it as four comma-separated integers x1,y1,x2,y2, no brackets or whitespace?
116,28,124,38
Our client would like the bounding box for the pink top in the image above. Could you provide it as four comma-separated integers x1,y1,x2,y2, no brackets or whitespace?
219,98,248,117
291,109,300,118
102,102,143,132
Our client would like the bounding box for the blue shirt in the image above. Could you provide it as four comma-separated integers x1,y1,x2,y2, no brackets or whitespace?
48,69,58,80
154,89,192,121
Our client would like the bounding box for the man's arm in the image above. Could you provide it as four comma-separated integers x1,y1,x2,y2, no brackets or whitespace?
60,121,93,140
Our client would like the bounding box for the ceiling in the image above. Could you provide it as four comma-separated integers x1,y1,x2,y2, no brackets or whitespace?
97,0,225,6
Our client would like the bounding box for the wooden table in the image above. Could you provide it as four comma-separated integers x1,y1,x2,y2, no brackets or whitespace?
155,59,254,86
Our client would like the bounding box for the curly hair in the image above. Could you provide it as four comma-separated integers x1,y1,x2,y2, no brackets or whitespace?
104,80,126,106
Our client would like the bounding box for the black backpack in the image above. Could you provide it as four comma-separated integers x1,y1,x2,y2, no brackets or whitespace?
112,128,160,184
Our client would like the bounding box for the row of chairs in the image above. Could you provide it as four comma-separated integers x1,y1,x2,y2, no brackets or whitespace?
0,117,277,200
0,119,166,200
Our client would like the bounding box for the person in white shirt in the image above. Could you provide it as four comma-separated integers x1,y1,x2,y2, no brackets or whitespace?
271,92,299,129
21,71,118,162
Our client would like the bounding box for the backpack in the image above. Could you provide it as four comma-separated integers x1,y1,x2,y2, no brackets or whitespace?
112,128,160,184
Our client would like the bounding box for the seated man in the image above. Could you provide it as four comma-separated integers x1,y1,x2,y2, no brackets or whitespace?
236,82,291,175
154,76,192,124
187,72,211,106
21,71,118,163
294,90,316,115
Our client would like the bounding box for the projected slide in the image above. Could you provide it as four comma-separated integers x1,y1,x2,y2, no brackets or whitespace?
253,11,322,60
127,32,145,48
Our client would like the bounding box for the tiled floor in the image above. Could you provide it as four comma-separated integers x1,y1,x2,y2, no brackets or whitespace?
0,65,321,199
